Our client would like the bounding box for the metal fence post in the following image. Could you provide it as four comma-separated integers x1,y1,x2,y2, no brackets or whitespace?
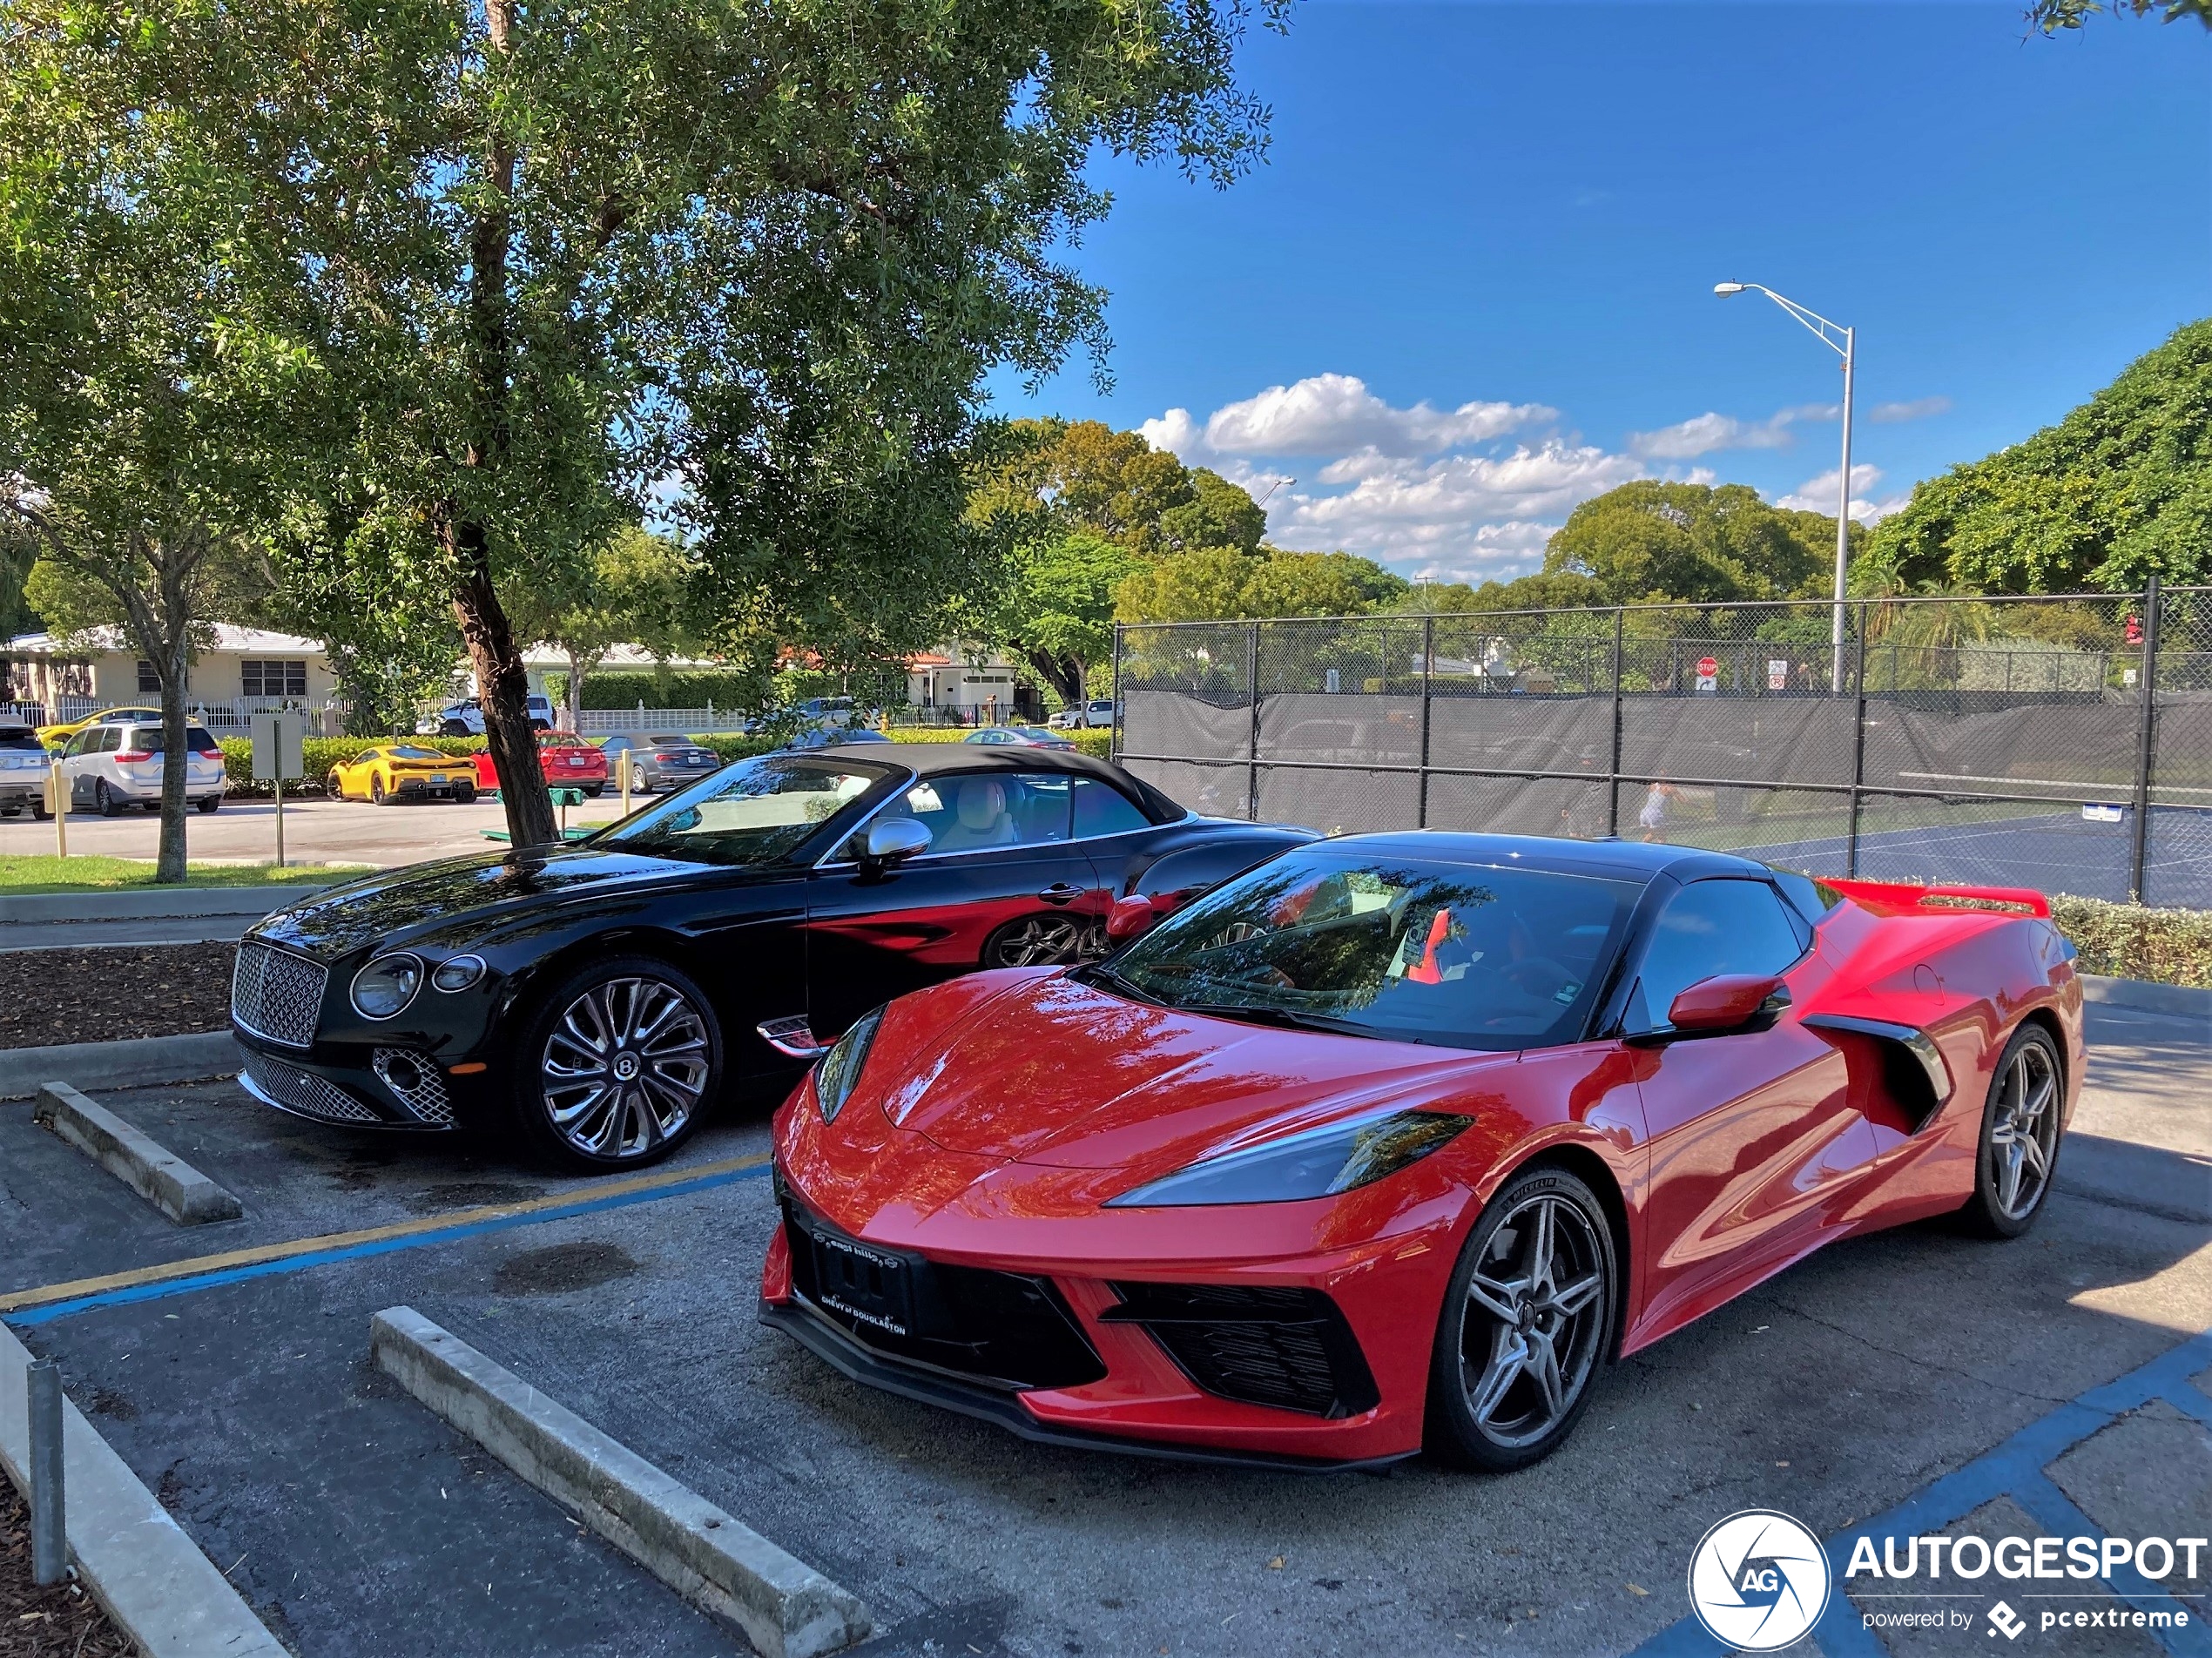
29,1358,64,1587
1846,612,1869,877
1606,607,1625,836
1245,622,1262,822
1418,617,1433,828
2129,576,2161,902
1109,623,1125,764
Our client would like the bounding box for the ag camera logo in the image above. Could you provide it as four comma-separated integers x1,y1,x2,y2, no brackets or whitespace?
1688,1509,1832,1652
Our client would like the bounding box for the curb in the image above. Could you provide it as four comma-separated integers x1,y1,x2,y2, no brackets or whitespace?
35,1081,242,1225
0,1323,286,1658
0,1032,238,1102
2080,975,2212,1021
371,1306,872,1658
0,885,326,926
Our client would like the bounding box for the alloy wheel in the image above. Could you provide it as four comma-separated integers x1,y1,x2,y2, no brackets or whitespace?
1456,1192,1608,1450
539,976,711,1161
988,915,1085,967
1987,1038,2060,1222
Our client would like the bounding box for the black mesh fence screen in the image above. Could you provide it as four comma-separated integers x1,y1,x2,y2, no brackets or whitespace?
1113,585,2209,908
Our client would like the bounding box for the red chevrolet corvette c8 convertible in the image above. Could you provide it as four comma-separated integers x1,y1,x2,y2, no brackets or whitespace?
762,832,2083,1472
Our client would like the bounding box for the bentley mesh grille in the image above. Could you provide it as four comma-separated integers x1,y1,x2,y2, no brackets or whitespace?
241,1051,377,1124
372,1049,453,1124
232,943,327,1049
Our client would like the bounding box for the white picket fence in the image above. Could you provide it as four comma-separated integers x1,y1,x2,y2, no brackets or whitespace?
0,695,345,732
571,705,752,735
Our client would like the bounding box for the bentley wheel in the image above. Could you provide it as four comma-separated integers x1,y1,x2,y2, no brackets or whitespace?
516,957,720,1171
1427,1164,1615,1472
1959,1024,2063,1239
984,913,1086,968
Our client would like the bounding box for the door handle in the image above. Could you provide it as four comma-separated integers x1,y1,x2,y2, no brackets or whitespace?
1038,882,1083,906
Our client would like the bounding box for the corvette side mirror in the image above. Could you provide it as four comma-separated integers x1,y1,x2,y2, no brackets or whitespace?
1664,973,1792,1037
1105,893,1157,940
863,818,932,866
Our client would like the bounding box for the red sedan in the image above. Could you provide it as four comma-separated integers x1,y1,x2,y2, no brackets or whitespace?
473,732,609,797
763,832,2081,1471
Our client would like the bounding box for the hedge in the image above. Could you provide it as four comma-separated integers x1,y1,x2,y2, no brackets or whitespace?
2049,895,2212,988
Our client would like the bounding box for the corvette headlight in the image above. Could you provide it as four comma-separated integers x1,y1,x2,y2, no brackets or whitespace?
350,954,423,1020
1105,1109,1472,1208
815,1005,886,1123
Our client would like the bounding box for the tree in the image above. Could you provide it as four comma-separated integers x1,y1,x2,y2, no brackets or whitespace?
1541,482,1851,605
509,527,701,730
1866,320,2212,596
1393,571,1612,614
995,530,1137,706
6,0,1286,848
977,420,1270,556
1115,547,1406,623
2027,0,2209,34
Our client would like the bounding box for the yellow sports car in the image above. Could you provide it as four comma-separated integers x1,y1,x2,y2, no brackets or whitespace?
37,705,163,748
327,745,477,805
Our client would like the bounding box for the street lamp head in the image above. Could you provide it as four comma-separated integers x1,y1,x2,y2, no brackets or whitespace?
1713,281,1748,296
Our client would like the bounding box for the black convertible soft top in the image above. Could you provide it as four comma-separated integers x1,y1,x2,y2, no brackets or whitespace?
812,742,1189,826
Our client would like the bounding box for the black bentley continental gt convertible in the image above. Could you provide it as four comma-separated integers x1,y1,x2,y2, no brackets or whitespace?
230,745,1312,1169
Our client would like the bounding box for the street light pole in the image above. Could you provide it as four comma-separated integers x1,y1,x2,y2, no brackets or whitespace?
1715,281,1857,692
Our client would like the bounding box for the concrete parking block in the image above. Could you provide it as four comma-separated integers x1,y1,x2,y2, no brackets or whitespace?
0,1321,286,1658
33,1080,243,1225
0,1031,238,1100
371,1304,873,1658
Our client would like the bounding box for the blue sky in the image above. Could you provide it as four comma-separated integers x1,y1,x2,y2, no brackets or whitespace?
991,1,2209,583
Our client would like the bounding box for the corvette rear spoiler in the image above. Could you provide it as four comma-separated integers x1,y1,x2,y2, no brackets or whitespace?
1826,878,2051,919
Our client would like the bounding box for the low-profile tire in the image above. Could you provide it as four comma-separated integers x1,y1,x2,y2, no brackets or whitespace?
454,783,475,805
583,783,604,798
327,771,347,799
513,955,722,1172
982,912,1088,968
94,779,121,818
1426,1163,1617,1473
195,794,219,814
370,775,389,805
1956,1022,2065,1239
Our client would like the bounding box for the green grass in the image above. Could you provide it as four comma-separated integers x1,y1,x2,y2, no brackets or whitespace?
0,855,373,894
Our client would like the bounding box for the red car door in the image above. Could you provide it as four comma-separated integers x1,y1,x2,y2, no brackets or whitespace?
1622,877,1867,1345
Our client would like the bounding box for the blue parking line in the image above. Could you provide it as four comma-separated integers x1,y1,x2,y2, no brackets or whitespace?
1630,1330,2212,1658
3,1162,774,1328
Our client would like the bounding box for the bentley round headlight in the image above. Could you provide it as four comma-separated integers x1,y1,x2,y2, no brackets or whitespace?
351,954,423,1020
431,954,487,993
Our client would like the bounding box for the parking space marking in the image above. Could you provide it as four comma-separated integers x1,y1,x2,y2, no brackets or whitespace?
1629,1328,2212,1658
0,1150,771,1326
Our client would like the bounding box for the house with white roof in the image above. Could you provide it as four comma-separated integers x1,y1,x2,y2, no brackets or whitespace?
2,625,339,726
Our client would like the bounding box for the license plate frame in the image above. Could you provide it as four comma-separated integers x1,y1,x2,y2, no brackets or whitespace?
808,1226,916,1337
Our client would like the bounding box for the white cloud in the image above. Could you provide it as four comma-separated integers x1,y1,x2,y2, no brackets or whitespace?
1777,463,1910,524
1867,395,1952,424
1144,373,1555,462
1625,401,1840,461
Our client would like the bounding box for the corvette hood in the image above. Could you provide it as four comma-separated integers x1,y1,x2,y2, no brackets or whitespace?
867,972,1507,1172
250,846,715,960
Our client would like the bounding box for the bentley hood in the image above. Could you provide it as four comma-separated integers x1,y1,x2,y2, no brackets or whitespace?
250,846,716,960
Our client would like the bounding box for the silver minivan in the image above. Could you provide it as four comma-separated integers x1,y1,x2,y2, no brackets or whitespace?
57,720,227,814
0,724,53,819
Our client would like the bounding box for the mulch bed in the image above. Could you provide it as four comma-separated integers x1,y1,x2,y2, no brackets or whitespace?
0,1479,135,1658
0,944,234,1049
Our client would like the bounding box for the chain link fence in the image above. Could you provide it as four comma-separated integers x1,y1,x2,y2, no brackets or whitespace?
1113,582,2211,909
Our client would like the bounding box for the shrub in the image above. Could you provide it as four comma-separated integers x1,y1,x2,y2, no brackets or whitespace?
2050,895,2212,988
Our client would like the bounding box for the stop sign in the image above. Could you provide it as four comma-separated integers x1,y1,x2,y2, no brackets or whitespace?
1696,656,1719,678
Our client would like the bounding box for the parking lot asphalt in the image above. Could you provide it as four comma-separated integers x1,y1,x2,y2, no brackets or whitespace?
0,794,629,871
2,1004,2207,1658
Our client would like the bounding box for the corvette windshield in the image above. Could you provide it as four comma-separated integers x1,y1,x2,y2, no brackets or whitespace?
1102,852,1640,1051
596,755,890,867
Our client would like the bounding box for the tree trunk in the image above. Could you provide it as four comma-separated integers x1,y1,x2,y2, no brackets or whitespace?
451,527,556,847
1024,647,1081,707
564,649,588,732
155,641,189,883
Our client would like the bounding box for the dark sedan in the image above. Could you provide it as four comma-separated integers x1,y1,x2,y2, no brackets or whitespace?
231,745,1314,1170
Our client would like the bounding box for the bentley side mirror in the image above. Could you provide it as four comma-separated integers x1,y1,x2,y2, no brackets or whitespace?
1105,893,1157,940
863,817,933,866
1664,973,1792,1036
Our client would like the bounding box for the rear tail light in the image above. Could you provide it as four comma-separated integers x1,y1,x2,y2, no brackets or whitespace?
654,752,678,761
115,749,154,762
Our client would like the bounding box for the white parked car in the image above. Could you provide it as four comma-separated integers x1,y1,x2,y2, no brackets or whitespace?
0,723,53,819
57,719,227,815
1048,698,1118,729
419,694,556,737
